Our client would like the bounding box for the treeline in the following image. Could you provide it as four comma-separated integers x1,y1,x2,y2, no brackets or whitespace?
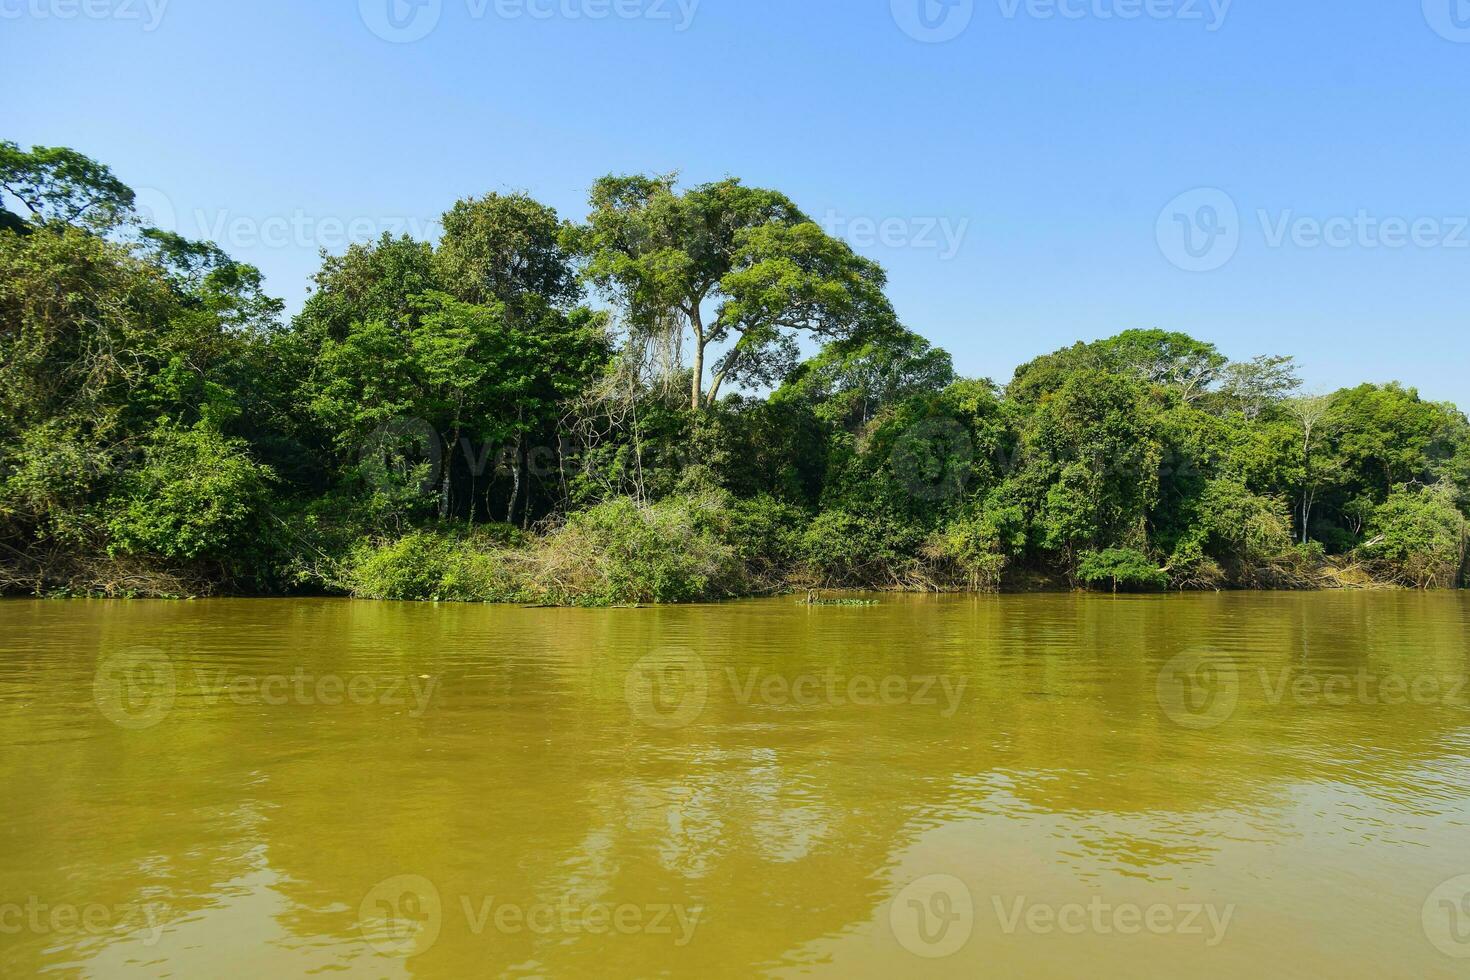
1,140,1467,602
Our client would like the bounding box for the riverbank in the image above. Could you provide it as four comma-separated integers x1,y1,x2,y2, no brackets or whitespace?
5,145,1470,622
4,493,1459,604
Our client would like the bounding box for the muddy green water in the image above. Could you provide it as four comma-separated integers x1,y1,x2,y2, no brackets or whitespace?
1,593,1468,978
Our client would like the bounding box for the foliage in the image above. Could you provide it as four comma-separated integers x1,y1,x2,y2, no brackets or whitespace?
1163,478,1296,588
573,174,896,409
346,494,742,605
1361,485,1468,589
800,508,927,587
436,192,581,311
774,326,954,430
1009,329,1224,405
725,493,810,583
0,140,135,231
2,140,1467,599
534,494,742,604
924,493,1027,590
1213,355,1303,420
1020,370,1162,556
343,526,527,602
105,423,276,565
1076,548,1168,592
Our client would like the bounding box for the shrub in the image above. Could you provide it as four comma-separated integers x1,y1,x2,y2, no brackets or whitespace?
0,420,108,547
1076,548,1167,592
924,495,1027,591
1166,479,1296,588
106,423,275,564
800,508,926,586
343,496,746,605
531,493,741,604
1362,485,1468,589
343,525,527,601
726,494,809,584
1293,540,1327,564
345,530,459,601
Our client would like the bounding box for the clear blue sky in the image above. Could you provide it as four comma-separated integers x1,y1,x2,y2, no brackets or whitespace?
5,0,1468,404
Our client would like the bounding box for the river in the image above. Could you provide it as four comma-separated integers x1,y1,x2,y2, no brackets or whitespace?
1,592,1467,977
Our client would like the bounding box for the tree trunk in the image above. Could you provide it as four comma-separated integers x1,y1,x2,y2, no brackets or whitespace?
1297,410,1319,544
706,368,728,407
439,426,457,521
521,452,531,530
689,307,705,410
1300,488,1316,545
506,436,522,526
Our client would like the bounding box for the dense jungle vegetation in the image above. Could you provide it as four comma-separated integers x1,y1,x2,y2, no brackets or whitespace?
2,141,1467,602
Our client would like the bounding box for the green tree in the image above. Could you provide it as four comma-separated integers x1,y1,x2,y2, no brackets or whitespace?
1019,370,1163,560
106,422,276,565
295,233,438,346
1214,355,1302,420
436,193,581,310
1286,395,1338,543
574,174,895,409
1092,329,1227,402
1010,330,1226,405
0,167,289,591
0,140,135,231
1329,383,1460,499
1363,485,1468,589
1077,548,1168,592
775,327,955,430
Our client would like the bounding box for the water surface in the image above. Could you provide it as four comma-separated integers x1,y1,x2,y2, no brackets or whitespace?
1,593,1468,977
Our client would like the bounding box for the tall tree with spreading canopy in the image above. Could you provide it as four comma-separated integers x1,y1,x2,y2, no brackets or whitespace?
573,174,897,409
0,141,136,232
775,327,955,429
436,193,581,311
